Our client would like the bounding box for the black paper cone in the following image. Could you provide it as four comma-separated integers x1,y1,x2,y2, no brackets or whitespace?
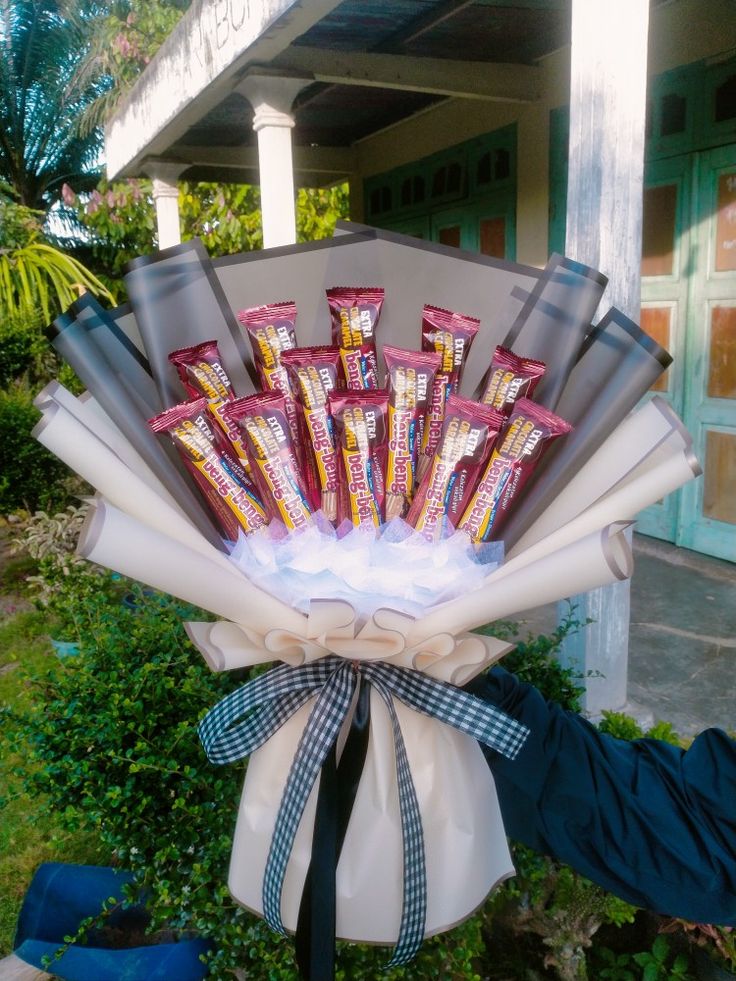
500,254,608,410
498,307,673,549
52,311,224,549
63,294,161,417
125,240,258,407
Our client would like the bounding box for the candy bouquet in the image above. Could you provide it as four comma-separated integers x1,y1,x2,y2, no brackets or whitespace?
33,226,701,970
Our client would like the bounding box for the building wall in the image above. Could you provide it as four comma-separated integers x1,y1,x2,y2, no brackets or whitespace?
649,0,736,75
353,0,736,268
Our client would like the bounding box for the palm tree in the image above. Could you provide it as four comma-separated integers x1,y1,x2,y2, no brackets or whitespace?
0,0,105,211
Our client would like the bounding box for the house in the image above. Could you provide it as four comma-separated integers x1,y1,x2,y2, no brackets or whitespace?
104,0,736,711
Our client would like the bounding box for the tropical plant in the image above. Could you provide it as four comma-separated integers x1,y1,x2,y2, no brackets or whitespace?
13,505,95,609
71,177,350,289
0,1,104,211
68,0,188,137
486,847,637,981
0,189,115,321
0,238,116,322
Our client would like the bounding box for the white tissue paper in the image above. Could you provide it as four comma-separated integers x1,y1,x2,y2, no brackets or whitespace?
227,514,504,623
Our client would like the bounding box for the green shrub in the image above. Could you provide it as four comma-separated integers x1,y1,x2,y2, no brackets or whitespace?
478,603,589,711
598,710,645,742
590,934,693,980
0,383,76,513
2,557,593,978
598,711,684,747
3,556,704,979
0,313,54,387
3,575,496,978
484,838,638,981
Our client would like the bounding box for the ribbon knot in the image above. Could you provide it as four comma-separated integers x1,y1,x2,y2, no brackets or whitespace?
198,656,529,966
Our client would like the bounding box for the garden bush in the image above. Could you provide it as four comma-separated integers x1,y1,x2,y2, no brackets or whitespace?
3,545,719,979
0,312,54,388
2,571,504,978
0,383,78,514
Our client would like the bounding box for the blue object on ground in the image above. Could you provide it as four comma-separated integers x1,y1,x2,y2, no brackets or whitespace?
50,639,81,659
13,863,212,980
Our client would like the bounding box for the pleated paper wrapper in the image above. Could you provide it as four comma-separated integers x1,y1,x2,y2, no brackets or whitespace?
33,228,702,945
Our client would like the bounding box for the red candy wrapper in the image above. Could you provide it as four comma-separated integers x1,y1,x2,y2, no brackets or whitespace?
238,301,298,391
330,390,389,529
326,287,385,390
417,304,480,479
149,397,266,541
408,395,504,542
281,346,342,522
478,345,546,414
237,301,302,459
383,345,441,520
208,399,253,474
458,398,572,543
168,339,254,473
224,392,313,532
169,339,235,402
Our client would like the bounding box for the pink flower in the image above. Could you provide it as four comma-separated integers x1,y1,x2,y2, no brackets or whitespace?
61,183,76,206
85,190,102,215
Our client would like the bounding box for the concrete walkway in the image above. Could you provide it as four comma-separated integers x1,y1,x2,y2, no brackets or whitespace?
0,955,48,980
627,534,736,738
513,533,736,739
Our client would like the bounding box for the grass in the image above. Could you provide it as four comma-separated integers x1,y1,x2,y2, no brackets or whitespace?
0,550,106,956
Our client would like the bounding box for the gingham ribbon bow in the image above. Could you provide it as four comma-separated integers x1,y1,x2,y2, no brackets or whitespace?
198,655,529,966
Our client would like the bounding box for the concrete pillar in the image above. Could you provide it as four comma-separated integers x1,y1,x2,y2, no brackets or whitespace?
144,162,186,249
558,0,650,717
237,74,311,249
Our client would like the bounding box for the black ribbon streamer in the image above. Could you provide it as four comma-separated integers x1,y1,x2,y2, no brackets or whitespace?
295,678,372,981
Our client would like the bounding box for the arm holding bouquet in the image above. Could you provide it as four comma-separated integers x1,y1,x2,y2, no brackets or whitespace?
469,666,736,927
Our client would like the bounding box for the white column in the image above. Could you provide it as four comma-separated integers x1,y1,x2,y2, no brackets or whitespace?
558,0,650,717
237,74,311,249
144,162,186,249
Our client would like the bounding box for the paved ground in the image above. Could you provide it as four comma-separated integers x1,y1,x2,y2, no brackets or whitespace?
627,534,736,737
517,533,736,739
0,954,48,980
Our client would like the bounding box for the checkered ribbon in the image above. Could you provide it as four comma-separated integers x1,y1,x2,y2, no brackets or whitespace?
198,655,529,966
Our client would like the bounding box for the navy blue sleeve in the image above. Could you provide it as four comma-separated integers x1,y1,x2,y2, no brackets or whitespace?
467,666,736,925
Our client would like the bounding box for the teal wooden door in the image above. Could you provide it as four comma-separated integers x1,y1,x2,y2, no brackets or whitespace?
637,155,692,541
429,199,515,259
640,144,736,561
678,144,736,560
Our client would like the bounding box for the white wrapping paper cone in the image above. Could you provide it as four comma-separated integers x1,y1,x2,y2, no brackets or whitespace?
33,402,238,576
184,621,306,671
498,437,701,580
417,634,515,685
510,396,692,555
405,522,633,648
78,499,307,636
79,391,183,507
382,632,455,672
228,691,512,941
34,381,179,508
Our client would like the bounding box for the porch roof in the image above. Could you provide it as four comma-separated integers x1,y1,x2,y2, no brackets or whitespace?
104,0,572,187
